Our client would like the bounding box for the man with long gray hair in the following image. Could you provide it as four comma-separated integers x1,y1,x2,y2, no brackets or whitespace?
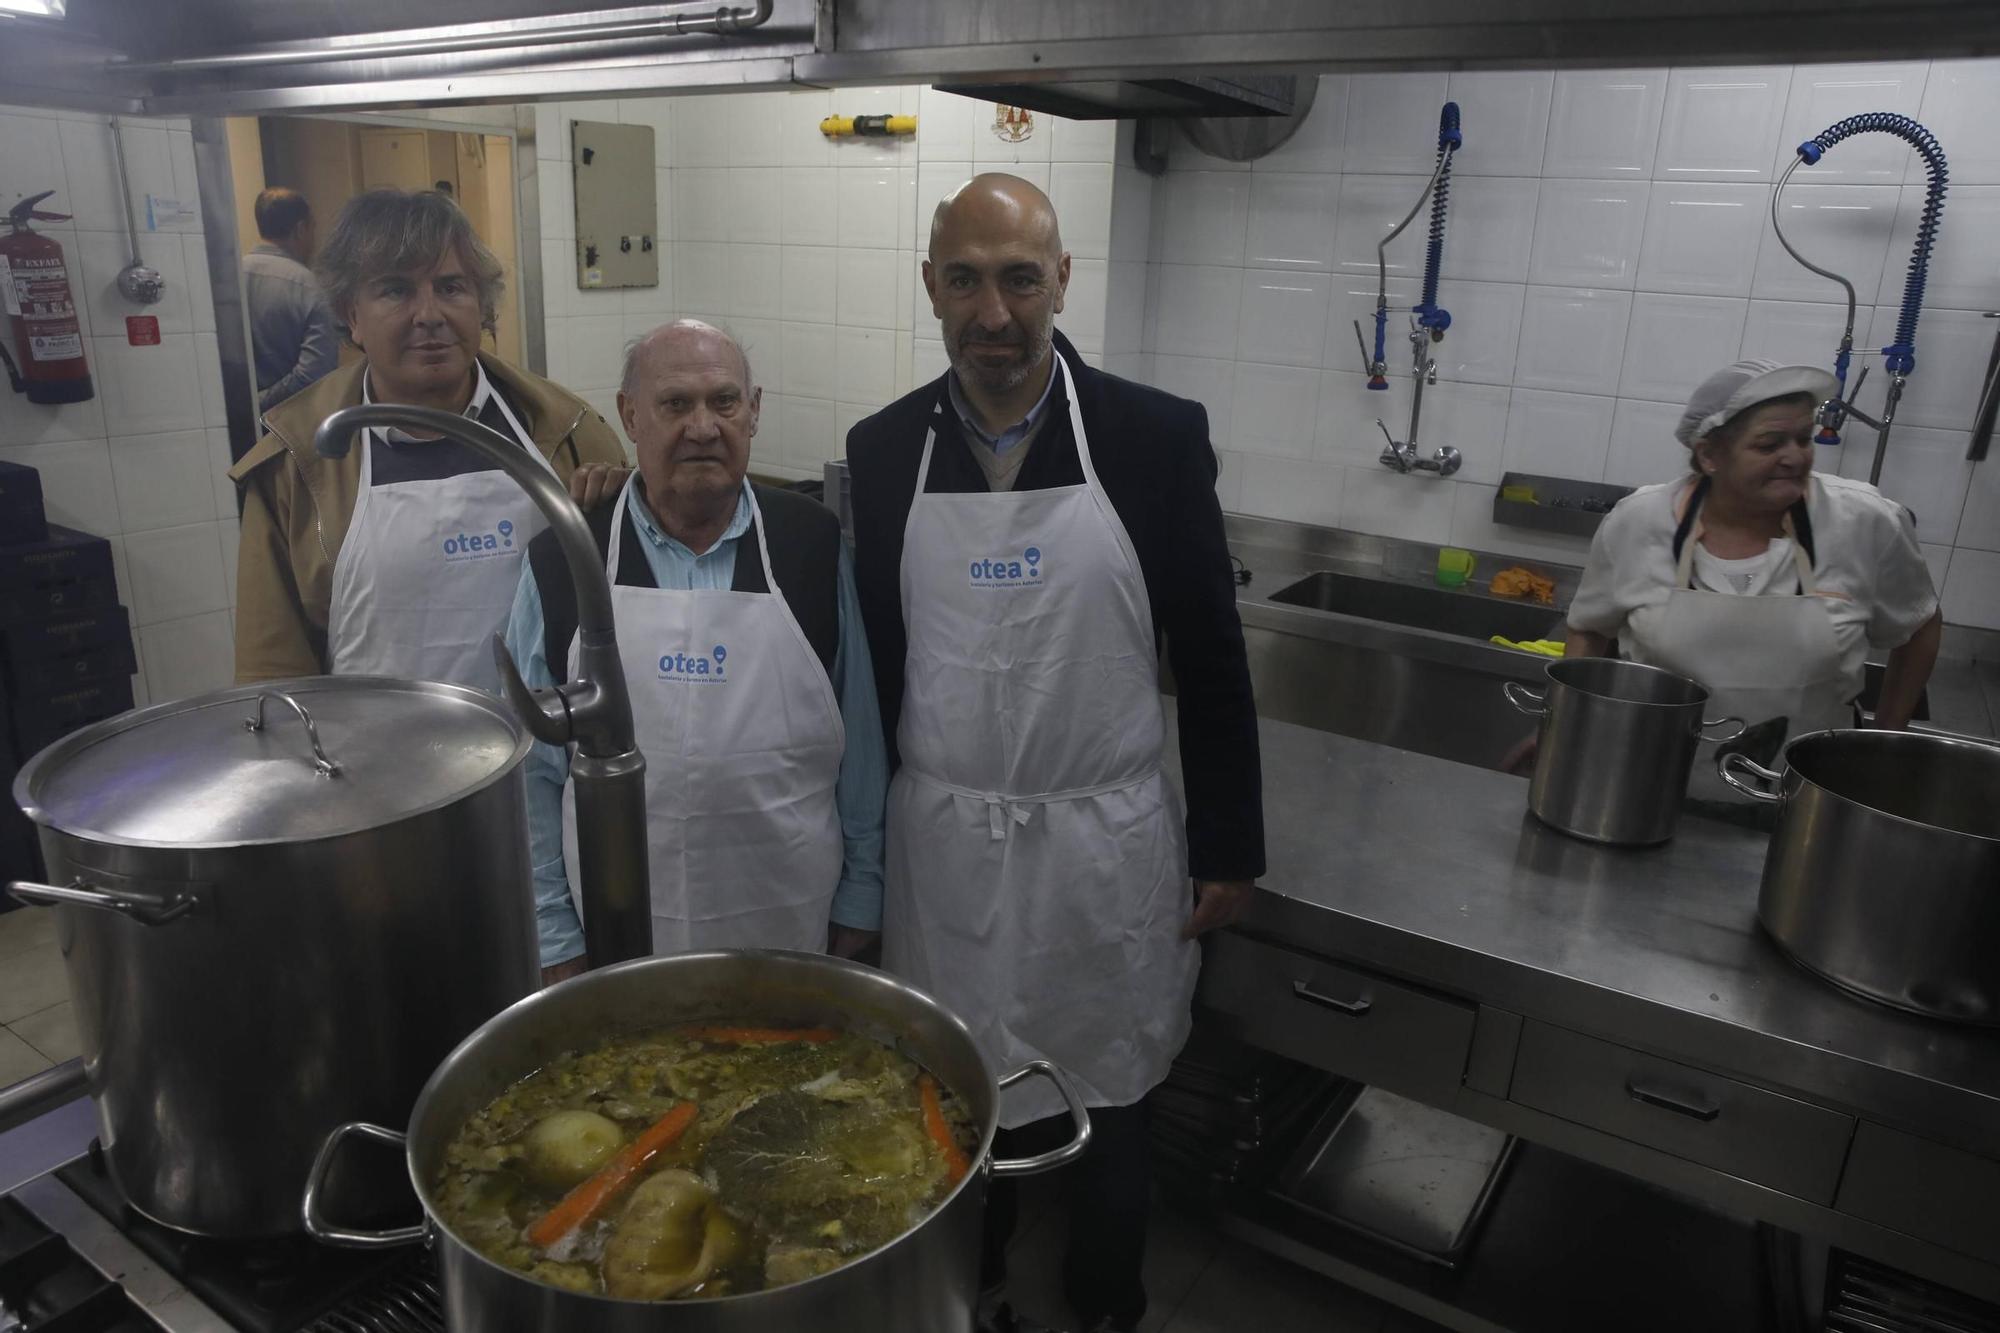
231,188,628,689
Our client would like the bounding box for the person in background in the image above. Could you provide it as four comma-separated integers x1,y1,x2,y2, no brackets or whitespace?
504,320,886,986
844,174,1265,1333
1564,359,1942,789
232,188,628,689
242,188,341,413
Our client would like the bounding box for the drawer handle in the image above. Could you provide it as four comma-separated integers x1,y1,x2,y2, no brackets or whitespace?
1626,1079,1721,1122
1291,980,1372,1018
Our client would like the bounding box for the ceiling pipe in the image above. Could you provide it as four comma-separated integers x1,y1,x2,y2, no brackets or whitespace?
107,0,774,75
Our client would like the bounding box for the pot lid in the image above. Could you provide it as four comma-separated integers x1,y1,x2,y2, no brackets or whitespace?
13,677,531,848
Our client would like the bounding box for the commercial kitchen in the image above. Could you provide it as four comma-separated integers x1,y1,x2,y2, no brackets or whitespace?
1,3,1999,1332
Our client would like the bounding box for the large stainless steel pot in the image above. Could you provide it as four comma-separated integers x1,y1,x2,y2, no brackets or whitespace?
303,950,1092,1333
1505,658,1742,846
8,677,539,1237
1719,729,2000,1025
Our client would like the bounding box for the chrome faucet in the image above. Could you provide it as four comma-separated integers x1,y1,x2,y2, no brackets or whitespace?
315,404,653,970
1375,417,1461,476
1358,102,1466,479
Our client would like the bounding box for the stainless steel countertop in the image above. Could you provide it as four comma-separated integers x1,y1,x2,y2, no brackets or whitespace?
1222,511,2000,738
1171,702,2000,1159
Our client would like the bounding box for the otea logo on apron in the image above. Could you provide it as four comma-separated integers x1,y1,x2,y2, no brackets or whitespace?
657,643,731,684
968,545,1044,589
440,518,517,563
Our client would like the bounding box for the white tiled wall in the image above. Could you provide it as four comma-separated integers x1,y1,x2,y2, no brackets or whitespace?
538,88,1125,482
1140,60,2000,630
0,106,239,706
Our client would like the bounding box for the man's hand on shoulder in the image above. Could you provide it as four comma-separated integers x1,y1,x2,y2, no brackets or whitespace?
568,462,633,508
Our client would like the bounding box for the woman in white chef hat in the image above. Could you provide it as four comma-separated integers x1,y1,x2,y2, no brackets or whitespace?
1563,359,1943,777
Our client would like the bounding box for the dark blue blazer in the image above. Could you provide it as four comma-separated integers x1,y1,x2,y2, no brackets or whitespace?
845,329,1265,882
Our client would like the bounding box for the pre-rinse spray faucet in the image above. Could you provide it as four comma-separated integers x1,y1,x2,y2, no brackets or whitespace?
315,404,653,971
1355,103,1464,477
1771,112,1947,485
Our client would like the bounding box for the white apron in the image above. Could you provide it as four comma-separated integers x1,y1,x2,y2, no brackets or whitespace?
883,351,1198,1129
561,477,846,955
327,387,551,694
1625,486,1856,798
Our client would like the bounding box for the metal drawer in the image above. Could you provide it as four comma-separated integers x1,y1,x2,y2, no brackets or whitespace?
1837,1122,2000,1261
1510,1022,1854,1203
1198,932,1476,1103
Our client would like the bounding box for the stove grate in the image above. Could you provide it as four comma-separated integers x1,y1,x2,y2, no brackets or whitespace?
297,1256,443,1333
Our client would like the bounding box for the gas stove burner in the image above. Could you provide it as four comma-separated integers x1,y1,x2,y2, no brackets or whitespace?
299,1259,442,1333
32,1148,442,1333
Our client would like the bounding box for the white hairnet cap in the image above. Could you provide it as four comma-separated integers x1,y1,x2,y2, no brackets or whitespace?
1674,359,1841,446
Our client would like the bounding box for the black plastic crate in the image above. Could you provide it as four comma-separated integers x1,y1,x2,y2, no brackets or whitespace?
0,604,133,670
0,460,49,546
3,637,139,697
0,523,114,589
0,573,117,624
8,676,135,756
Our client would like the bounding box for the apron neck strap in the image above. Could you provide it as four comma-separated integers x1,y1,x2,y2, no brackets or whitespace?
1673,476,1818,594
916,351,1093,495
608,476,774,589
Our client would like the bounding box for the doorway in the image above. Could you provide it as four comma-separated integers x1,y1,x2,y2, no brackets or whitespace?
224,113,526,369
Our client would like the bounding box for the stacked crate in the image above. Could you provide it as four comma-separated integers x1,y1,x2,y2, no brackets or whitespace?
0,460,139,885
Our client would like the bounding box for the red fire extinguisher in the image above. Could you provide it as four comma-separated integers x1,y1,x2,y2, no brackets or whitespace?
0,191,94,406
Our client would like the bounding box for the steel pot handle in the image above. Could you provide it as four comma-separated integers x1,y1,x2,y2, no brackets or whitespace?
245,690,342,777
7,878,199,925
1502,681,1547,716
1716,752,1784,802
1698,715,1747,743
988,1060,1093,1179
302,1121,426,1248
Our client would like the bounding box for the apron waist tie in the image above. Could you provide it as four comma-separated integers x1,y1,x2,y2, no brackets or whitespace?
904,766,1162,841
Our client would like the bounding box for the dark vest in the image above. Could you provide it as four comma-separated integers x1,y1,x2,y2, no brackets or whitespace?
528,483,842,686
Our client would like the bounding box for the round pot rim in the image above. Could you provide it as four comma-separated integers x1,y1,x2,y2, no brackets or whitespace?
13,676,533,850
1545,657,1712,711
402,949,1000,1310
1780,728,2000,846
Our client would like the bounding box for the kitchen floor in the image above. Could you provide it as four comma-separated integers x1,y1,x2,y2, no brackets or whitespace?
0,906,77,1082
0,906,1445,1332
988,1153,1449,1333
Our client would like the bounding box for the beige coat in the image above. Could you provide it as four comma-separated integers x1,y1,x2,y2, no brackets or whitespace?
229,354,627,683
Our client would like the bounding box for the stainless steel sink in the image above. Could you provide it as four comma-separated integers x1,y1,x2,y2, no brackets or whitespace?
1267,570,1563,645
1171,519,1585,774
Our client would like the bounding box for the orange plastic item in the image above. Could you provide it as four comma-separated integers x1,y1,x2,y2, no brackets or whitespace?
1490,566,1555,605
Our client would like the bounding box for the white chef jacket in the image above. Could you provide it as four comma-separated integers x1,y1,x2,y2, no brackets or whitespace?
1569,473,1939,651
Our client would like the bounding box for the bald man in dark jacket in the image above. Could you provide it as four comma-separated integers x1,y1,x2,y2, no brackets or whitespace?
845,173,1263,1333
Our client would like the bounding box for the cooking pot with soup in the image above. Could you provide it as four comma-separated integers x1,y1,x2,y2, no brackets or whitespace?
302,949,1091,1332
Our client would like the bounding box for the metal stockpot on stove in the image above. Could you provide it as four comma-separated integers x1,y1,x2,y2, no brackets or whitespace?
1720,729,2000,1025
8,677,539,1238
1505,657,1743,846
303,950,1092,1333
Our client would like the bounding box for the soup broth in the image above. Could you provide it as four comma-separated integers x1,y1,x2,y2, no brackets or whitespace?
434,1025,976,1300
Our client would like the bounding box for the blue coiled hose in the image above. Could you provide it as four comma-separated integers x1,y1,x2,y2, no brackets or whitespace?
1413,102,1462,334
1799,113,1947,376
1370,102,1462,387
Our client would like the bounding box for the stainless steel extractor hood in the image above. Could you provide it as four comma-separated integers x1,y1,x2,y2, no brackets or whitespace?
6,0,2000,118
931,72,1298,120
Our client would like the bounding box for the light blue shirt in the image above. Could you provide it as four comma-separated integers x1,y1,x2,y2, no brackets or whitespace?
502,481,888,967
946,360,1060,455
